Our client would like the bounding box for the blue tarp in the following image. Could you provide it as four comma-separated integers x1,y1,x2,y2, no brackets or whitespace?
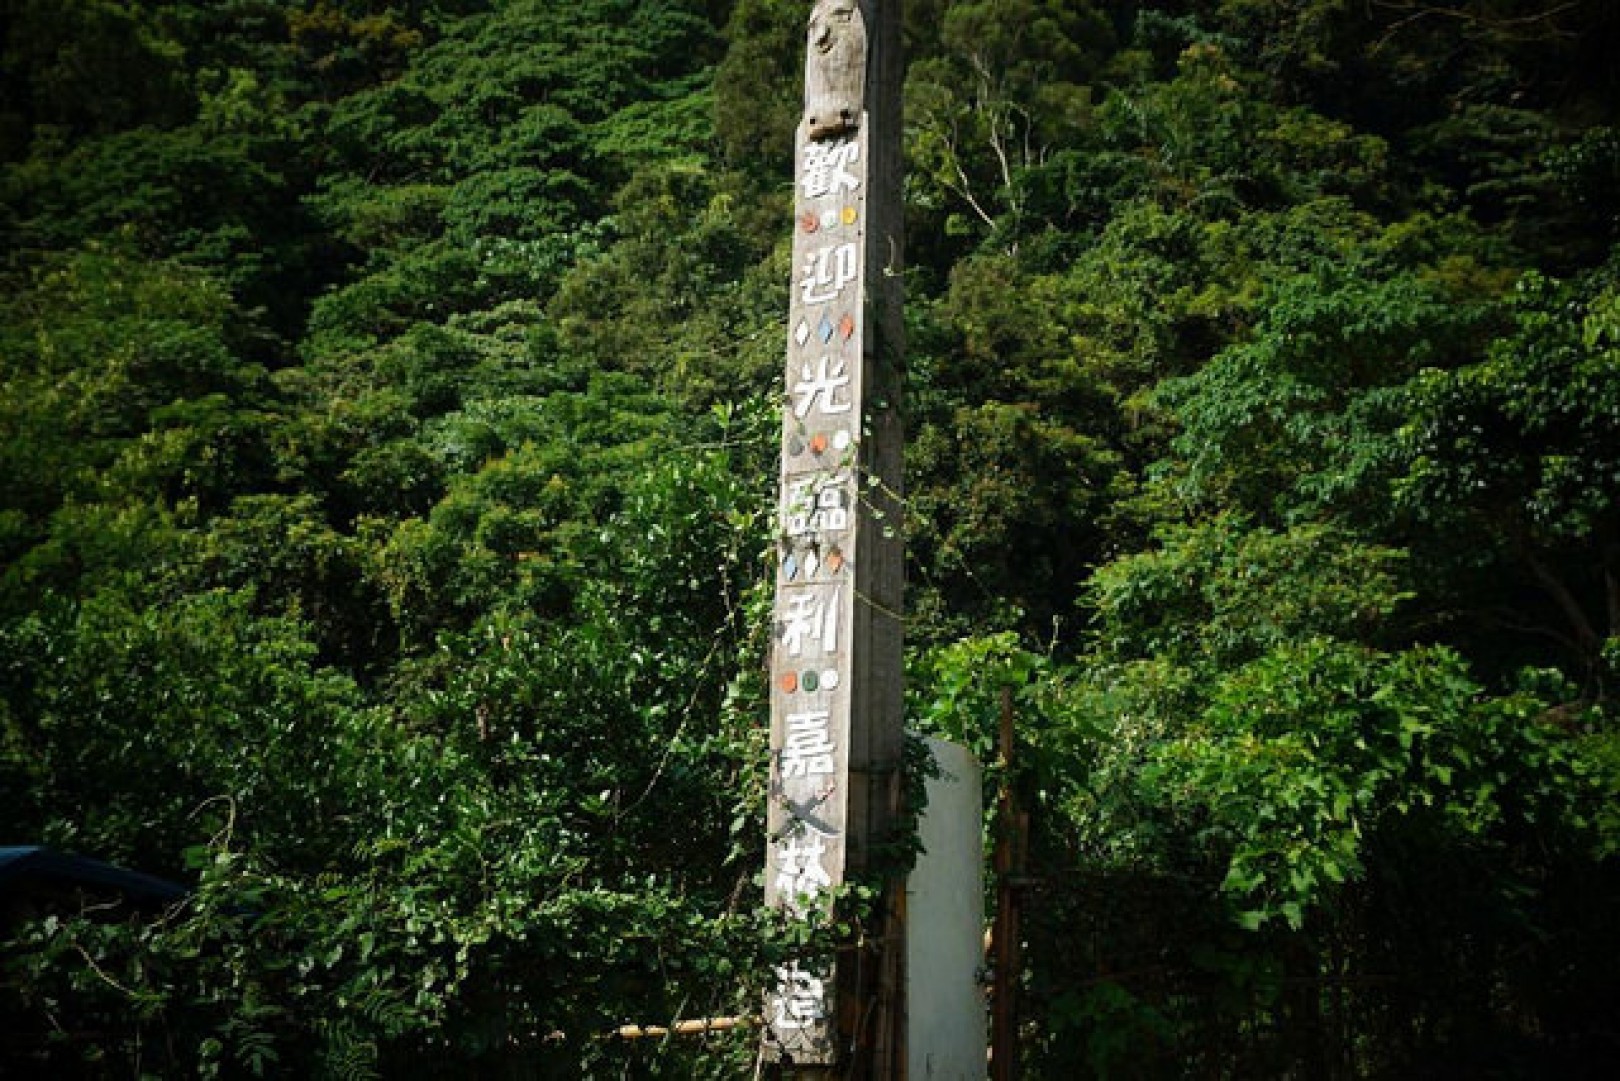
0,846,187,907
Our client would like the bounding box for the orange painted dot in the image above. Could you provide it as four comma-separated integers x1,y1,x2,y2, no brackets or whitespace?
839,314,856,340
825,550,845,573
809,433,829,454
800,212,820,234
778,671,799,693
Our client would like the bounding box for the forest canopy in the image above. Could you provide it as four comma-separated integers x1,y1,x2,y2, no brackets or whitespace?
2,1,1618,1077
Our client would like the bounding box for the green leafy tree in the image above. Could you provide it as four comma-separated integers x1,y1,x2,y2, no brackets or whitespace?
1400,269,1620,695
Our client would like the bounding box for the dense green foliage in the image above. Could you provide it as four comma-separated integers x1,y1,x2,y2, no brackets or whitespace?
2,0,1617,1076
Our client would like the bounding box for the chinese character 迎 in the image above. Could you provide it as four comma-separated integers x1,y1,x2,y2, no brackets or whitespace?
800,242,858,306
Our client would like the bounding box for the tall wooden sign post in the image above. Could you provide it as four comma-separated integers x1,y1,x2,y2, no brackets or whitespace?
763,1,905,1076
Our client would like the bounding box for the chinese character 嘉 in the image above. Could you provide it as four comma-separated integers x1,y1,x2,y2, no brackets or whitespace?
781,709,836,778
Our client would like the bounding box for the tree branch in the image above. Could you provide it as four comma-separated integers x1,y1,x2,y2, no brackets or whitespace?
1521,543,1601,660
1604,539,1620,644
1370,0,1583,54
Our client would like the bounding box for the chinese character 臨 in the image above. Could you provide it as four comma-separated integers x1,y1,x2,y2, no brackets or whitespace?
784,476,850,537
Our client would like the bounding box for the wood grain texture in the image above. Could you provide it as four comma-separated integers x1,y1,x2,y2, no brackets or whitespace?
805,0,866,140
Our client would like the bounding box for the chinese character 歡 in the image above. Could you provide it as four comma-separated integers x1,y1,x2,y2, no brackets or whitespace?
801,138,861,200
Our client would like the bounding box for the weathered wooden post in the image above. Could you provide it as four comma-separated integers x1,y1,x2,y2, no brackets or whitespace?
763,1,905,1076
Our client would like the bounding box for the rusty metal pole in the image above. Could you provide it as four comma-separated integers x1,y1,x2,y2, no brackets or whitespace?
991,685,1021,1081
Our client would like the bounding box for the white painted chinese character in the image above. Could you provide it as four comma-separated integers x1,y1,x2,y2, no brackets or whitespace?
781,587,839,657
792,355,853,418
774,833,833,907
784,476,851,537
801,139,861,200
800,242,858,306
784,478,813,535
781,710,836,778
770,963,829,1031
814,485,849,532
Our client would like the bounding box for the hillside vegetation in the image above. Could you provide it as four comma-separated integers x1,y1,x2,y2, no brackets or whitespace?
3,1,1618,1076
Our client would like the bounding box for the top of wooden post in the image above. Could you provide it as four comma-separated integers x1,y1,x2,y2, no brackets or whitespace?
805,0,867,140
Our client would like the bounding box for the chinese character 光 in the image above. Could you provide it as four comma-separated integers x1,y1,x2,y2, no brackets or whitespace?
792,355,853,418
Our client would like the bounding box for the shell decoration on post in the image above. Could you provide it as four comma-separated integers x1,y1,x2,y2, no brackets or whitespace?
805,0,866,141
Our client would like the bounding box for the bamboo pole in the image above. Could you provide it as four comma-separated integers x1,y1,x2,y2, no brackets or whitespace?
612,1016,752,1040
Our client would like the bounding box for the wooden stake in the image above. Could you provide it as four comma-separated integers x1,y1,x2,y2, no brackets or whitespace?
763,2,905,1077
